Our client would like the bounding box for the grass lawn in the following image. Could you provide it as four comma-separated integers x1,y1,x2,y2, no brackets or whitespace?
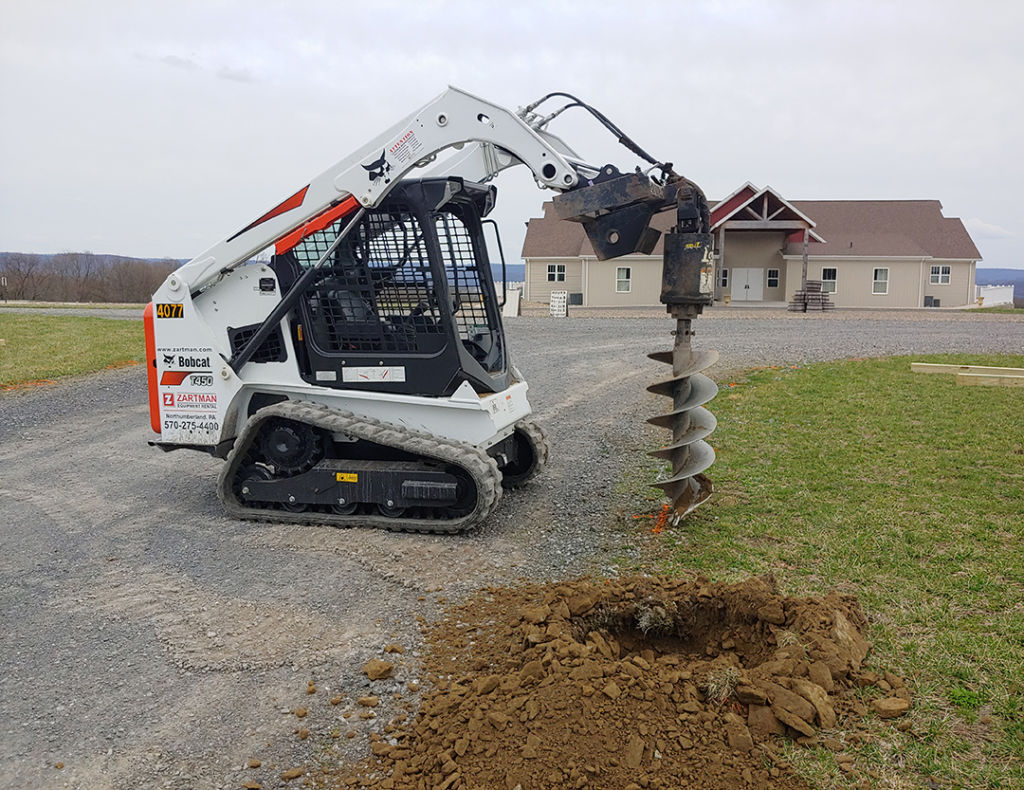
0,314,144,389
972,306,1020,315
646,354,1024,788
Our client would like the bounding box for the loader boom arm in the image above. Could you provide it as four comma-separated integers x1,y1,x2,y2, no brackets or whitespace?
168,87,589,295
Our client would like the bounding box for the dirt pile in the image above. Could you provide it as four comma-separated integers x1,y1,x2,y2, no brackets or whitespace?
327,575,911,789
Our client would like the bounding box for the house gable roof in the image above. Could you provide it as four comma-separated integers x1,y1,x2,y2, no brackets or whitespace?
522,190,982,262
711,184,820,238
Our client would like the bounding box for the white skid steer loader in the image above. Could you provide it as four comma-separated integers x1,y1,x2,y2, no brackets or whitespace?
145,87,717,533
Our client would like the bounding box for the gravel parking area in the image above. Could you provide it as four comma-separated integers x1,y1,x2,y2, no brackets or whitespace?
1,310,1022,789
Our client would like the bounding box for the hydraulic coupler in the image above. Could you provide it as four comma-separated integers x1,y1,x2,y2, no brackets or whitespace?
647,186,718,517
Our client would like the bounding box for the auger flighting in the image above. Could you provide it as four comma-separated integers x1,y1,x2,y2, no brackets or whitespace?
648,184,718,517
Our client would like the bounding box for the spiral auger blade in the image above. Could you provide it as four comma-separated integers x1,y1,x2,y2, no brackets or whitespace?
647,313,719,517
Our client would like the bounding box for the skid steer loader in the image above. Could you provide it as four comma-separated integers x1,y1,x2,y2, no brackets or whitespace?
145,87,717,533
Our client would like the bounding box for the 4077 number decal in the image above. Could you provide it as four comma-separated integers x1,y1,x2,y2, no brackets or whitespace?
155,303,184,319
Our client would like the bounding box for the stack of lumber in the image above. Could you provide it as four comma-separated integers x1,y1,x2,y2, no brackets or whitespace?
788,280,836,312
910,362,1024,387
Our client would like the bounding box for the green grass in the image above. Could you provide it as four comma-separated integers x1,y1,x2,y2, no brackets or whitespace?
650,354,1024,788
972,306,1020,315
1,300,147,309
0,314,144,389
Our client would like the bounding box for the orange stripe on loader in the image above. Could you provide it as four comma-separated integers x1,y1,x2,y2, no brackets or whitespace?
144,302,160,433
275,196,360,255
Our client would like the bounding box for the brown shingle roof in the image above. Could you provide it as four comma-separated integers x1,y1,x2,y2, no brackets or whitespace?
521,201,677,258
787,200,981,259
522,196,981,261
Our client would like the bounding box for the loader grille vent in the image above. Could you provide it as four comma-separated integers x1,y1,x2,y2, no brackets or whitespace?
293,207,445,354
228,324,287,363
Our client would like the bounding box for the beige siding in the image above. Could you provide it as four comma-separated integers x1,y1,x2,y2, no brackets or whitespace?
921,260,975,307
784,258,963,308
583,256,662,306
525,259,582,303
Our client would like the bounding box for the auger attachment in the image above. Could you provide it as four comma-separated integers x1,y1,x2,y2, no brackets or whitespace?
549,170,718,516
648,185,718,517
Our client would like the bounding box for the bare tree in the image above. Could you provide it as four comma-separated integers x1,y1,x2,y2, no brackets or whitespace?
0,253,49,300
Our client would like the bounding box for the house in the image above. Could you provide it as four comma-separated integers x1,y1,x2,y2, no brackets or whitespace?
521,183,982,308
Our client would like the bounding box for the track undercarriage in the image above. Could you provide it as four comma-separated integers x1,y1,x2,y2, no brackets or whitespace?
217,401,547,534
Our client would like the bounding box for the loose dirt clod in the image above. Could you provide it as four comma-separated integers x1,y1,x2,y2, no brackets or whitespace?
323,575,910,789
363,659,394,680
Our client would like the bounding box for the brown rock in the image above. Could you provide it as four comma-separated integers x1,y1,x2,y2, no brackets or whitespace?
602,681,621,699
761,682,816,723
384,643,405,654
248,759,262,768
280,768,304,781
357,695,380,707
298,727,309,740
725,713,754,753
747,705,785,740
566,591,600,616
808,661,834,692
832,611,870,670
772,706,815,738
242,783,261,790
735,685,768,706
329,695,343,706
364,659,394,680
294,707,307,719
790,679,836,729
757,601,786,625
624,734,645,768
884,671,904,689
520,604,551,624
522,732,542,758
519,660,544,684
476,675,501,695
871,697,910,719
487,711,509,729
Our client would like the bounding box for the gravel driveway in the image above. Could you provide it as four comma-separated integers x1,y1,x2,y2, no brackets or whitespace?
1,310,1022,789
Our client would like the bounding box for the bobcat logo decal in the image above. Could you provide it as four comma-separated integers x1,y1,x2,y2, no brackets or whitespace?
162,353,175,366
361,150,392,185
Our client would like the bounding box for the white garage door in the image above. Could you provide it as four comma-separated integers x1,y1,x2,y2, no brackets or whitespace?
731,268,764,301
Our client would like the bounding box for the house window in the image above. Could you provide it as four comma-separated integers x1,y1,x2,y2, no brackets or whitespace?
616,266,631,293
821,268,837,293
720,268,728,288
930,265,951,285
767,268,780,288
872,268,889,294
547,264,565,282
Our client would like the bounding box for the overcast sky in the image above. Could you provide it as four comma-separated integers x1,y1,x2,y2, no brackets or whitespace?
1,0,1021,268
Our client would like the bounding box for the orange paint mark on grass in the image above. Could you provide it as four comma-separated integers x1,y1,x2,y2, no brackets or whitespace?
2,379,57,391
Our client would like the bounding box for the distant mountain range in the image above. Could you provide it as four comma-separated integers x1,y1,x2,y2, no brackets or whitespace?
975,268,1024,300
491,263,525,282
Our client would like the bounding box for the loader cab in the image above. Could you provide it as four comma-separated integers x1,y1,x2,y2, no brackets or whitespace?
270,178,511,397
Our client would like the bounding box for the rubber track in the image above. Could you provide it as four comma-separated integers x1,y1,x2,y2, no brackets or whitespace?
216,400,501,534
503,419,550,489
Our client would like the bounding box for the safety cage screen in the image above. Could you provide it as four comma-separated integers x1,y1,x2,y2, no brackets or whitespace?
292,207,444,354
432,210,502,372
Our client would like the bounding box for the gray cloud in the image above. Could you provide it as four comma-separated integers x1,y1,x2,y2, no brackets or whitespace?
0,0,1021,269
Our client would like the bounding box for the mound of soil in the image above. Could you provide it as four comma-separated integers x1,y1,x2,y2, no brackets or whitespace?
328,575,911,789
